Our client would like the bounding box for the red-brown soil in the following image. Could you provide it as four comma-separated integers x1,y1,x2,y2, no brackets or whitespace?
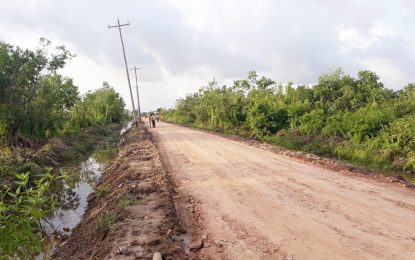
53,125,190,259
151,122,415,259
53,121,415,259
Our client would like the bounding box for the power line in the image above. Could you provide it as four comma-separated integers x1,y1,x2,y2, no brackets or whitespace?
115,0,120,19
108,19,137,124
126,0,131,23
101,0,110,27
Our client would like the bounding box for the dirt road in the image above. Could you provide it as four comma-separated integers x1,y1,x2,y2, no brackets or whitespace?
151,122,415,259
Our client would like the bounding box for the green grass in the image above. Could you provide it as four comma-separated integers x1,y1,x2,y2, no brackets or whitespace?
118,194,142,208
95,184,110,198
92,212,117,235
261,133,333,156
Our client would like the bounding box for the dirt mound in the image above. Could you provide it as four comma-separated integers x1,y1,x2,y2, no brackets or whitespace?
32,123,121,168
34,138,73,166
53,125,188,259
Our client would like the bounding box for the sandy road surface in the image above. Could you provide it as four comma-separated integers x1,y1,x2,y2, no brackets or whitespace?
151,122,415,259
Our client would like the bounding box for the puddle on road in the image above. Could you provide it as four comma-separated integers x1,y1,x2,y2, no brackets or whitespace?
36,122,133,259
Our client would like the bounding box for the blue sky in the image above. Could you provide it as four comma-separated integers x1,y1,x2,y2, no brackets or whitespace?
1,0,414,111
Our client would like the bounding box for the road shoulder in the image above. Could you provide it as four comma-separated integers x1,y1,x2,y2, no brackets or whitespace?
53,125,188,259
161,121,415,191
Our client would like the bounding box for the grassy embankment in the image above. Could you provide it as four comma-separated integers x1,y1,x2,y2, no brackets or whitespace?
1,39,129,259
0,121,126,259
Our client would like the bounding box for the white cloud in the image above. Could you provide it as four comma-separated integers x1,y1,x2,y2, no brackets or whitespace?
338,20,395,52
356,56,409,88
1,0,415,111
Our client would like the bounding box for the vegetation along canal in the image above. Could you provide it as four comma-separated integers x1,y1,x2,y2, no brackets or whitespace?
36,122,133,259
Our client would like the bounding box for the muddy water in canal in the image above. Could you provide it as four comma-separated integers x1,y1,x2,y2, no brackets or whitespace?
36,122,132,259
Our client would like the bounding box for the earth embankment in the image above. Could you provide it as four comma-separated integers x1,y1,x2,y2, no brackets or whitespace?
53,125,188,259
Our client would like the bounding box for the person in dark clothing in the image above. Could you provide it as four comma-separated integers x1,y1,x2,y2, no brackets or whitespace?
152,116,156,128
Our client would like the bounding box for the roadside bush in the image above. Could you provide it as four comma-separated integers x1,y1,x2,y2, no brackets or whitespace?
342,103,394,142
334,140,388,169
379,115,415,170
248,104,288,136
295,109,326,135
246,89,288,136
161,69,415,174
321,113,345,137
0,169,60,258
263,130,335,156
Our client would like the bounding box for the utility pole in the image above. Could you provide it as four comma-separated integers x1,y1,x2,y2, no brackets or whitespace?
130,66,142,121
108,19,137,124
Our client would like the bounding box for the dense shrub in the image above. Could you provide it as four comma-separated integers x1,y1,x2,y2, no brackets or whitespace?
380,115,415,170
161,69,415,172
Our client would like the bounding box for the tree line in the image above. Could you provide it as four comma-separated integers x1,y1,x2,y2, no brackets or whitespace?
0,39,126,146
161,69,415,173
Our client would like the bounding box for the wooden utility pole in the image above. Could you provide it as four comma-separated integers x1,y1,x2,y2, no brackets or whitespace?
108,19,137,124
130,66,142,121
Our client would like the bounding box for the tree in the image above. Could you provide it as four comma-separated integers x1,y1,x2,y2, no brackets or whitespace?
0,39,74,143
81,83,126,125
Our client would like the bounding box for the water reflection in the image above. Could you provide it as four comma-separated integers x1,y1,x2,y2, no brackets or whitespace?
120,120,134,135
38,157,104,259
37,121,133,259
93,146,116,165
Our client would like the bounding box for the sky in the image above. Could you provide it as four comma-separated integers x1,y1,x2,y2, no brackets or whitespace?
1,0,415,112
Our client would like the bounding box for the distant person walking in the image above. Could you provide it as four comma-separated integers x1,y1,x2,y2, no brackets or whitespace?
148,115,153,128
152,115,156,128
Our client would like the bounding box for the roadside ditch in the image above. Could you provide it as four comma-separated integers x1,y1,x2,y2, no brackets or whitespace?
52,124,190,259
34,122,127,259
